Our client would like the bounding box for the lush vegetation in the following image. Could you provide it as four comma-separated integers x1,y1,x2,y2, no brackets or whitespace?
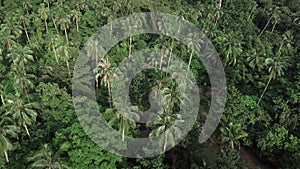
0,0,299,168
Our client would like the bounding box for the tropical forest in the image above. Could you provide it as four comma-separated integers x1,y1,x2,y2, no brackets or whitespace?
0,0,299,168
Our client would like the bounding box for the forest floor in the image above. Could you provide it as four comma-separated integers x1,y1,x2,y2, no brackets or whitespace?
239,146,271,169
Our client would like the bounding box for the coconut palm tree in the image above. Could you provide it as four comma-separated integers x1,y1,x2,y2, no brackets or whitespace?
38,3,49,33
148,81,184,152
7,43,34,74
70,9,82,32
27,144,70,169
6,95,37,138
106,107,139,142
216,31,243,67
0,115,19,163
148,109,183,152
95,58,113,107
257,34,291,105
1,17,22,38
58,15,71,44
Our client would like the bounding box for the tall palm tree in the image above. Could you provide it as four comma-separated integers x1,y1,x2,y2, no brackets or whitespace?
19,13,31,43
6,95,37,138
58,15,71,44
70,9,82,32
148,81,183,152
0,116,19,163
56,39,71,76
148,109,183,152
257,36,290,105
28,144,70,169
38,3,49,33
95,58,113,107
106,107,139,142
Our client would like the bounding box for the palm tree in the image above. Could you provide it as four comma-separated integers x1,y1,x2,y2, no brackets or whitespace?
0,116,19,163
186,32,202,74
148,109,183,152
106,107,139,142
257,35,290,105
38,3,49,33
6,95,37,138
216,31,243,67
259,6,281,37
220,122,247,149
19,13,31,43
148,81,184,152
0,29,16,50
56,39,71,75
10,67,35,95
1,17,22,38
7,43,34,74
22,0,32,15
28,144,70,169
58,15,71,44
95,58,113,107
70,9,82,32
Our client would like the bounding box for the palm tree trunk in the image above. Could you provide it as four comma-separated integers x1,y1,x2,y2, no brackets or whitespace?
122,127,125,142
1,94,4,105
24,124,31,138
109,16,112,38
167,38,174,70
163,131,167,152
44,19,48,33
271,22,277,32
257,77,272,105
129,29,132,58
51,38,59,63
22,19,30,43
76,19,79,32
159,49,164,70
108,82,112,108
187,49,194,77
259,16,272,37
52,19,59,34
66,60,71,76
4,151,9,163
64,28,69,44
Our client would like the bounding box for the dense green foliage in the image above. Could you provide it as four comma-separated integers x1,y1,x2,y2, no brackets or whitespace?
0,0,299,168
